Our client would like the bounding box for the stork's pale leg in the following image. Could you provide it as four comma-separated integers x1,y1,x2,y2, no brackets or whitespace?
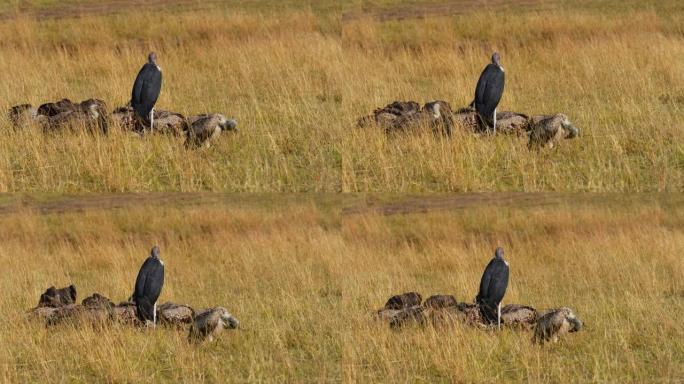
153,302,157,328
492,108,497,135
149,109,155,131
497,302,501,330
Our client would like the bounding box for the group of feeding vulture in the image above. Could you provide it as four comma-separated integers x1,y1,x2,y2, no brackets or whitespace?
357,52,580,149
27,246,240,344
6,52,577,150
375,248,583,344
357,100,579,150
27,246,581,346
8,52,238,149
8,100,238,149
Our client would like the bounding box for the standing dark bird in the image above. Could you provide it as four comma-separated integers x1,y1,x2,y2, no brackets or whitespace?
133,246,165,326
472,52,505,134
131,52,163,131
475,247,509,329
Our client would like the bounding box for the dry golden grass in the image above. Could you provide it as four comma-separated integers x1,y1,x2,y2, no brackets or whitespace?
0,2,681,382
0,2,682,192
0,194,682,382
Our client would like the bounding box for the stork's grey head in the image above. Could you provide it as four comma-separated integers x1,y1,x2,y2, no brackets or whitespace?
151,245,160,259
491,52,501,66
495,247,504,260
148,52,158,65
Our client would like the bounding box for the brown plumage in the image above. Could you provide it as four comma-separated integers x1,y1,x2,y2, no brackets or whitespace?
384,292,422,310
452,109,529,135
7,104,37,130
357,100,453,135
44,304,114,327
114,301,141,326
357,101,421,128
111,105,137,131
30,284,76,324
376,301,487,329
30,298,142,328
28,306,59,323
527,113,579,149
157,302,195,328
423,294,457,309
111,105,188,135
37,98,76,117
426,306,464,328
359,101,539,137
38,98,109,135
79,99,109,134
154,110,189,136
33,292,115,327
456,302,484,326
495,111,529,135
501,304,538,329
533,307,583,344
375,305,426,328
38,285,77,308
185,114,238,148
188,307,240,343
426,302,486,328
375,292,489,329
82,293,115,310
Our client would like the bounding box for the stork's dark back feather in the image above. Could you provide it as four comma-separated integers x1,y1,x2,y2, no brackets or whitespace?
134,257,164,302
474,64,505,124
132,255,164,323
131,63,162,122
476,257,509,307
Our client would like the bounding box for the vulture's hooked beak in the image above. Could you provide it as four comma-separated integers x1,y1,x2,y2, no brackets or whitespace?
223,314,240,329
223,119,238,132
562,120,580,139
569,317,583,332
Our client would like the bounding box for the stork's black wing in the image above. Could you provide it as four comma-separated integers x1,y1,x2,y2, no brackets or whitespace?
133,257,164,303
487,261,509,305
131,63,162,120
476,259,509,306
476,258,495,302
476,258,509,306
474,64,505,121
133,256,164,321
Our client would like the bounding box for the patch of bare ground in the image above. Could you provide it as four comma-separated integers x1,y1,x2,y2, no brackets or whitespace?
342,0,556,22
0,0,220,20
0,193,219,215
342,193,684,215
0,193,679,217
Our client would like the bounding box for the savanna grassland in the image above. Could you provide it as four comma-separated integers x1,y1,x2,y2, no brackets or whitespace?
0,1,682,192
0,2,682,384
0,194,682,383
